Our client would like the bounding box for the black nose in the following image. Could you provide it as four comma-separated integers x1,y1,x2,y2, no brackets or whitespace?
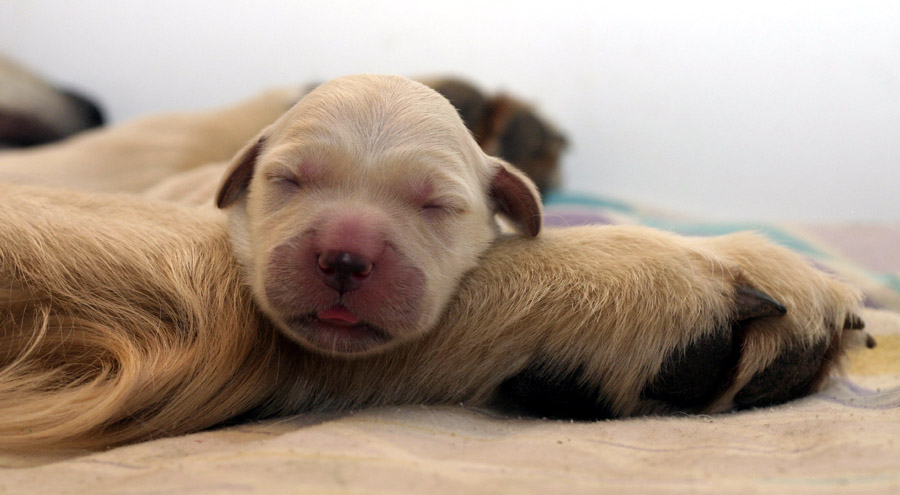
316,251,373,294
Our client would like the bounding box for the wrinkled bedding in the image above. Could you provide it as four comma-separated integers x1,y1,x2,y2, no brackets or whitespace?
2,193,898,494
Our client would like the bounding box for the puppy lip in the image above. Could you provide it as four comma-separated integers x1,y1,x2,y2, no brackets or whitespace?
282,313,392,354
316,305,362,326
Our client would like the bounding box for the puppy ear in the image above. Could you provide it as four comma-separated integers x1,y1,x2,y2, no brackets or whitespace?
488,157,542,237
216,135,266,209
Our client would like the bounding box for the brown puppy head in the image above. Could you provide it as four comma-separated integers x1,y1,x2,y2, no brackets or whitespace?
216,75,542,356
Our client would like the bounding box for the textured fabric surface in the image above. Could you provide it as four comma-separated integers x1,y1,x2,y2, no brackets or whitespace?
3,193,898,494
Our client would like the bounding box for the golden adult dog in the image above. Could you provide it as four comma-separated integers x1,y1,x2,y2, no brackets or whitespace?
0,184,869,450
0,75,871,451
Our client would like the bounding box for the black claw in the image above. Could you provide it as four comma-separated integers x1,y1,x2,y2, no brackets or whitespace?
866,334,877,349
734,286,787,321
843,313,866,330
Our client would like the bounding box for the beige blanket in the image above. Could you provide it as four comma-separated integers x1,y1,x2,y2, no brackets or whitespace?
3,172,899,494
2,306,897,494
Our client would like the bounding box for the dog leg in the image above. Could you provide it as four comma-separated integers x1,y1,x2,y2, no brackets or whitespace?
486,228,871,418
0,189,872,450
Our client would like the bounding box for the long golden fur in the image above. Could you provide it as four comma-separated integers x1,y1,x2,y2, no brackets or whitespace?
0,183,867,451
0,74,872,452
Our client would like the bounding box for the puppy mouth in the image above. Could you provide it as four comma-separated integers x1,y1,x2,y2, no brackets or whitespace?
282,305,392,355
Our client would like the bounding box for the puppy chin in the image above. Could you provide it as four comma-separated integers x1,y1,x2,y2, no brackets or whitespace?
274,313,396,356
267,303,442,356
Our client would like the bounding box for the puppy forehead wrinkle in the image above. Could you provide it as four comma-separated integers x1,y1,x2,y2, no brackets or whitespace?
381,146,478,179
270,121,467,173
265,139,337,168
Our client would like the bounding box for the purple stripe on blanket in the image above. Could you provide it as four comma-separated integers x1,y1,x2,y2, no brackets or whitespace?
861,294,883,309
802,224,900,272
816,378,900,410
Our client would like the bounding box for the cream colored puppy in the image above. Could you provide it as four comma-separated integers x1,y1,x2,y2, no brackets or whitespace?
213,75,542,355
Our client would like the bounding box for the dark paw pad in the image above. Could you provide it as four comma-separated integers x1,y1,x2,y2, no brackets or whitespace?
641,285,790,411
494,360,615,420
734,338,828,408
640,328,737,409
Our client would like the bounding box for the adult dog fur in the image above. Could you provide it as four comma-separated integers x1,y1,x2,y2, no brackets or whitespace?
0,183,869,450
0,87,303,192
0,74,871,452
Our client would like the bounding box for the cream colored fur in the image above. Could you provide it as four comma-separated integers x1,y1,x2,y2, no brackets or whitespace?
0,184,865,451
214,75,541,355
0,75,869,452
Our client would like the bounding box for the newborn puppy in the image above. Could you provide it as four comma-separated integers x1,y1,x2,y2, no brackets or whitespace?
215,75,542,355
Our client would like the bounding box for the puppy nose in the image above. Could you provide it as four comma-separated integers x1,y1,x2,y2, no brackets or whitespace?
316,251,373,294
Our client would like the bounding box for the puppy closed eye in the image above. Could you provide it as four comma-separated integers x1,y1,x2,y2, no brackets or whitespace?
421,201,465,219
263,173,305,210
422,202,446,213
267,173,303,190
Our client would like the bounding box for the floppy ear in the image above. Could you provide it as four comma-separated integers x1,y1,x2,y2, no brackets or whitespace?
216,135,266,209
488,157,542,237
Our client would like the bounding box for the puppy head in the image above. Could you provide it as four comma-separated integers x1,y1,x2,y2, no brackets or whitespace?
217,75,541,356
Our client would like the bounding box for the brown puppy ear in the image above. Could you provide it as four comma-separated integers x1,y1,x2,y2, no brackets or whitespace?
216,135,266,209
488,157,542,237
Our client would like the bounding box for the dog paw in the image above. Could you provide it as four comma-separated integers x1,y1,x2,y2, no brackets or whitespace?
640,286,786,409
491,229,873,419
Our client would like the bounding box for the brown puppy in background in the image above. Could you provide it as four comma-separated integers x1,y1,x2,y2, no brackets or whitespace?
0,55,104,148
416,78,567,194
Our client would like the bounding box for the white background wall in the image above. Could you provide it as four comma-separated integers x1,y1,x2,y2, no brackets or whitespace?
1,1,898,222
